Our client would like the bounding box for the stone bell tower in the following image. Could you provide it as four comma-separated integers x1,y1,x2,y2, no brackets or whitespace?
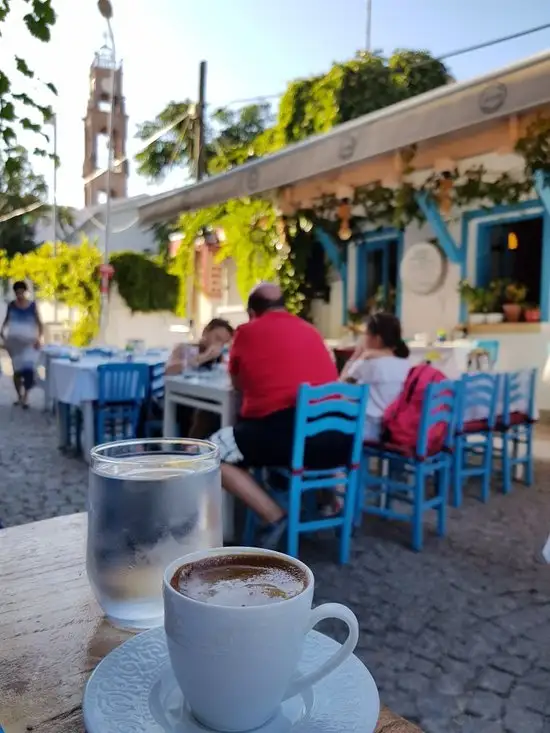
83,41,128,207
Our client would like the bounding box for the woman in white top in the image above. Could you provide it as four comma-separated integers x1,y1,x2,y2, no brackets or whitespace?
342,312,411,441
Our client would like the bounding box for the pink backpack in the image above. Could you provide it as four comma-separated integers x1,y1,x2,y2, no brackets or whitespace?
382,363,448,457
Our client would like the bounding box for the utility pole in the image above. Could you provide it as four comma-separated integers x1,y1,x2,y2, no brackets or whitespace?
195,60,207,182
366,0,372,52
51,113,59,322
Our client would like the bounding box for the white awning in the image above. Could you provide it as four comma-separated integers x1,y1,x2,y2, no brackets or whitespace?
139,50,550,227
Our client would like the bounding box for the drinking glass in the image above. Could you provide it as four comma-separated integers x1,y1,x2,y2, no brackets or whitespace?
87,438,221,631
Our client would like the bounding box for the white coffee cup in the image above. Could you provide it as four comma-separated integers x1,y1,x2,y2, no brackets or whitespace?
163,546,359,732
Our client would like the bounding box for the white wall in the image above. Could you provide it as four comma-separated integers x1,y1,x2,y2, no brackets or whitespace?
103,285,191,350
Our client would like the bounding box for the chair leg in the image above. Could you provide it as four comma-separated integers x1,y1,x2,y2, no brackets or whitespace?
286,479,301,558
412,468,425,552
452,437,464,508
480,434,492,503
525,425,534,486
437,464,449,538
339,474,357,565
354,457,367,528
502,432,512,495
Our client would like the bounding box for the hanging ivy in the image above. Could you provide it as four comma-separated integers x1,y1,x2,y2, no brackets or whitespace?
110,252,179,313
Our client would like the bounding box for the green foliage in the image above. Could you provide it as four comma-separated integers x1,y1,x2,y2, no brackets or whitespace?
3,238,102,346
170,200,279,316
0,146,48,256
110,251,179,313
276,50,451,145
0,0,58,173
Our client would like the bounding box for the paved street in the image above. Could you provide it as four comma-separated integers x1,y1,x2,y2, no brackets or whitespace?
1,374,550,732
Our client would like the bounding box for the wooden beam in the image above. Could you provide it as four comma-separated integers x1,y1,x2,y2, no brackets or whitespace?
415,191,462,264
534,170,550,216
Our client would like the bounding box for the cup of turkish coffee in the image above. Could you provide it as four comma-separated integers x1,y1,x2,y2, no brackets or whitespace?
163,546,359,732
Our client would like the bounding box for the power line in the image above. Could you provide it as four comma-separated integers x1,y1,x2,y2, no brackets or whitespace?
210,21,550,110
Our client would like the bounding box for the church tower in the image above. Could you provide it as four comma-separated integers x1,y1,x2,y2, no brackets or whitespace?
83,42,128,207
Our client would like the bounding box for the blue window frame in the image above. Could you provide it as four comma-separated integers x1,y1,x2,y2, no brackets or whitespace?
461,201,549,322
355,228,403,316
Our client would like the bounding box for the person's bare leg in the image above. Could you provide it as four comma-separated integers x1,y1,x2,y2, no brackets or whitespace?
221,464,285,524
12,374,22,405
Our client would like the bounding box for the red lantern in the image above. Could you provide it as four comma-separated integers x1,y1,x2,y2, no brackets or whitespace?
99,263,115,294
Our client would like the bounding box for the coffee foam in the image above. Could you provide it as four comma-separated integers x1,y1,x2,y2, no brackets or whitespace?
170,553,308,607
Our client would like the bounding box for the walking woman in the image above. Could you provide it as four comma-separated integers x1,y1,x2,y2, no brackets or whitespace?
1,281,43,408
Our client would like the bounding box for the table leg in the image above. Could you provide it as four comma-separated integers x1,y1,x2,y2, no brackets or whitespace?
221,396,236,544
163,391,178,438
81,402,95,465
57,401,68,450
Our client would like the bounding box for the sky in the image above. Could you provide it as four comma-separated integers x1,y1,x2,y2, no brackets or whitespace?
2,0,550,210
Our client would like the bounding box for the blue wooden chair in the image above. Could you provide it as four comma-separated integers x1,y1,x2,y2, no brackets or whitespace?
494,369,537,494
452,373,500,507
95,363,149,444
144,362,166,438
243,382,369,564
357,380,459,552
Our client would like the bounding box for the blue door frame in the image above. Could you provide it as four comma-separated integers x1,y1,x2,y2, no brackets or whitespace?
459,200,549,323
355,228,403,317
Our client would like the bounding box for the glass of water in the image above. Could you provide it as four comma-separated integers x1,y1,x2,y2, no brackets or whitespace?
87,438,221,631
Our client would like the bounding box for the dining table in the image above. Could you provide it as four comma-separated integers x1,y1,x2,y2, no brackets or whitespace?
163,371,240,541
50,351,169,463
0,514,422,733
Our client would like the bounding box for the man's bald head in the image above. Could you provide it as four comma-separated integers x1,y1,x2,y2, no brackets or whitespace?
247,282,285,319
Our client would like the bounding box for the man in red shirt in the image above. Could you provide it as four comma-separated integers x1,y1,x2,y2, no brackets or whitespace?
209,283,347,548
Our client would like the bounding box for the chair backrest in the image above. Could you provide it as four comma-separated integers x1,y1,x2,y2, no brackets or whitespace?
456,372,500,431
291,382,370,471
416,379,459,458
502,369,537,423
473,339,500,367
149,362,165,399
97,363,149,405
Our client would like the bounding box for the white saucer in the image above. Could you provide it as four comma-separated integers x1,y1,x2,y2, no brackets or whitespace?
83,627,380,732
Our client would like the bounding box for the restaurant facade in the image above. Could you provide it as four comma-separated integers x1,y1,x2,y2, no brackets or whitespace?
139,50,550,410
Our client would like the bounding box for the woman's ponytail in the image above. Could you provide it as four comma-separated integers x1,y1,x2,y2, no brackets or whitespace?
394,339,410,359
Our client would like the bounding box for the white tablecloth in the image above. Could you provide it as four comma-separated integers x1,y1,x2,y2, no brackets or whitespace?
50,353,169,406
408,342,472,379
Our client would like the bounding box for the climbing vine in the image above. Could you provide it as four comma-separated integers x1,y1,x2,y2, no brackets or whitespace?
0,243,187,345
110,251,179,313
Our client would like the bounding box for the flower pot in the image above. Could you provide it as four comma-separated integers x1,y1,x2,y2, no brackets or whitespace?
503,303,522,322
524,308,540,323
468,313,486,325
486,312,504,325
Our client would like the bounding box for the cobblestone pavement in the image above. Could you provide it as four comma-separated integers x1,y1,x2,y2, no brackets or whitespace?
1,374,550,732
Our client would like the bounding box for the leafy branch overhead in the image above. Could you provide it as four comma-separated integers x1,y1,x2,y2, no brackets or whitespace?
0,0,58,174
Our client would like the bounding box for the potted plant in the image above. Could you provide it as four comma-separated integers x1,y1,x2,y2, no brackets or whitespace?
458,280,486,324
524,303,541,323
484,280,504,324
347,306,365,341
503,283,527,322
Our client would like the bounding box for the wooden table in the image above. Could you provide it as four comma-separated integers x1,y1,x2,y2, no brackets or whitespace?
0,514,422,733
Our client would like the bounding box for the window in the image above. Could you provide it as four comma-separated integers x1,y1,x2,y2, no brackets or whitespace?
477,217,543,304
357,237,399,313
